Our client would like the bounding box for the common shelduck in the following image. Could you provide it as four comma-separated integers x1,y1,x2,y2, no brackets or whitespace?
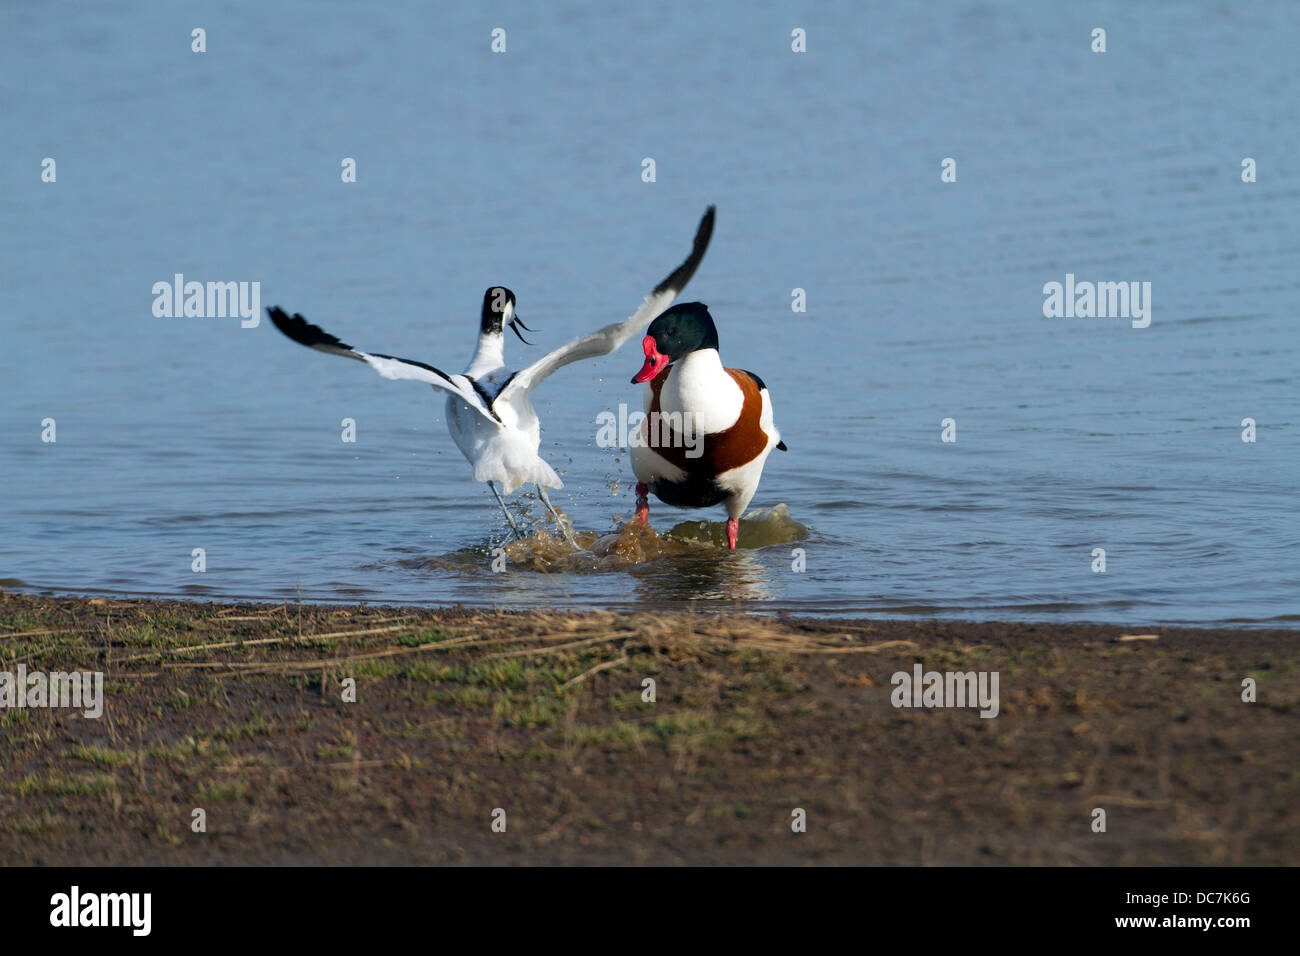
629,302,786,549
267,205,716,541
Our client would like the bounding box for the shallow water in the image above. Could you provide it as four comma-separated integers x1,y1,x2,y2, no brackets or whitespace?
2,2,1297,625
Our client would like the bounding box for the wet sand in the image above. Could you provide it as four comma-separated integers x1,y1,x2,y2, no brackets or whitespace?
1,591,1295,865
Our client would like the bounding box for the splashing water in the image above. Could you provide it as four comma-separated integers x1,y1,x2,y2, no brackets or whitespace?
663,503,810,550
407,503,809,575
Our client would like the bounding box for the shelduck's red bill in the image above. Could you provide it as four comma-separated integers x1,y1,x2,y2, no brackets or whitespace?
632,335,670,384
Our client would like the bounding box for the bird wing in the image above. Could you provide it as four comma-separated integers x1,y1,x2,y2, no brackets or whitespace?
493,205,716,410
267,306,498,421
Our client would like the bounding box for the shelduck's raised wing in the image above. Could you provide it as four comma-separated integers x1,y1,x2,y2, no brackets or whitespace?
266,306,497,420
492,205,715,410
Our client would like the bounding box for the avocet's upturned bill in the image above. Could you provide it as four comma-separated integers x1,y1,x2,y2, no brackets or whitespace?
266,205,716,540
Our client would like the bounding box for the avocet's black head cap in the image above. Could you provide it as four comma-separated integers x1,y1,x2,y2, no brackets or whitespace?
480,287,534,343
631,303,719,383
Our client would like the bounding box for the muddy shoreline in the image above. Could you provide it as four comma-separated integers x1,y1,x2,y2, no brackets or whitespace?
1,592,1295,865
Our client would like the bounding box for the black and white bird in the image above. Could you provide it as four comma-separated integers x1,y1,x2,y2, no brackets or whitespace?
266,206,715,541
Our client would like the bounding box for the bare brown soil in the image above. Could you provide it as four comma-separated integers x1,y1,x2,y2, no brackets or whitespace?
1,591,1295,865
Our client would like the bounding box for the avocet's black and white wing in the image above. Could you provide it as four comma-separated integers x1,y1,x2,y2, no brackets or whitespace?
493,205,715,410
266,307,497,421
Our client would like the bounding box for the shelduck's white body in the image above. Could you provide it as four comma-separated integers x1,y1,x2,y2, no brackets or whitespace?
628,304,785,548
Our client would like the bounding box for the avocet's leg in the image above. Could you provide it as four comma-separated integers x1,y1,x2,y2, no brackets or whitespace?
725,517,739,550
489,481,524,541
537,484,578,549
635,482,650,524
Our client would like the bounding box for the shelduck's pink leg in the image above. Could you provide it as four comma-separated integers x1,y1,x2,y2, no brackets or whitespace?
635,482,649,524
726,518,739,550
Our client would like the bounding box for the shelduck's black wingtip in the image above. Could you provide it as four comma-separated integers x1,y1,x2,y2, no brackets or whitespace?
777,440,788,451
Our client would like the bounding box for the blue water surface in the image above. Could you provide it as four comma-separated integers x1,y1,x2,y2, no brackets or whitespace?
1,1,1297,625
